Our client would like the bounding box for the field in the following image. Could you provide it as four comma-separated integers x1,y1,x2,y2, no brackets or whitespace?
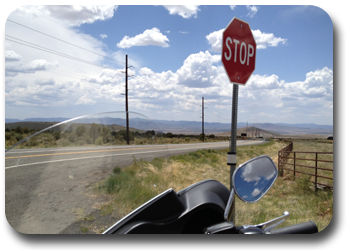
78,139,333,234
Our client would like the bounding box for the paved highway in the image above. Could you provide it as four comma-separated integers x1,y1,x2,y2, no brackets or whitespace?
5,139,266,234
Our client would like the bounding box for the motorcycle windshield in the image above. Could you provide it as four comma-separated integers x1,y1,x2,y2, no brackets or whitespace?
5,111,173,234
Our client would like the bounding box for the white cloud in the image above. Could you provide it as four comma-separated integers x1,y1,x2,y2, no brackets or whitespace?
206,28,287,53
16,5,118,27
100,34,107,39
117,28,170,49
252,188,262,197
206,29,224,53
247,5,258,18
252,30,287,49
75,95,97,105
5,50,22,61
247,74,285,89
162,5,200,18
230,6,236,10
175,51,219,88
5,59,58,77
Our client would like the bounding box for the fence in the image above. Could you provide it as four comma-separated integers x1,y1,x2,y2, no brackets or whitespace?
278,142,333,190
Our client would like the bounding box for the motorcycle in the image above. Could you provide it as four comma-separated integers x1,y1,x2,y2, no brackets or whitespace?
5,111,318,234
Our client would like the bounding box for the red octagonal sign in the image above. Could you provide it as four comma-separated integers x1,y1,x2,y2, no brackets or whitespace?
222,17,256,85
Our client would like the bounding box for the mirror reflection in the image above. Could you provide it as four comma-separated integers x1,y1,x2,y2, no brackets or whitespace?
233,156,277,203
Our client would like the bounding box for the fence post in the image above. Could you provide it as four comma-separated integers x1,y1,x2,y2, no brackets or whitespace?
293,152,296,177
315,153,318,192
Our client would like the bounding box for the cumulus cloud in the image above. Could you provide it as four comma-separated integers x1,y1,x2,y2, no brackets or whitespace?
16,5,118,26
117,28,170,48
175,51,220,88
5,59,58,77
162,5,200,18
100,34,107,39
75,95,97,105
206,28,287,53
252,30,287,49
247,74,285,89
5,50,22,62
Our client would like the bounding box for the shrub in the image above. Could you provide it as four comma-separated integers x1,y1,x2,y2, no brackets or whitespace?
53,131,61,140
76,125,86,137
166,132,174,138
5,133,11,140
86,136,93,144
14,126,22,134
23,127,30,134
95,136,103,145
113,167,122,175
14,133,23,142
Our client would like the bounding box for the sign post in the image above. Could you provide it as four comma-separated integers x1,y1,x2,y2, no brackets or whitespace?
221,17,256,223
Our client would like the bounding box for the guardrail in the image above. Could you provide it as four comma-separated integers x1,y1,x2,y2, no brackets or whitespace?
278,142,333,190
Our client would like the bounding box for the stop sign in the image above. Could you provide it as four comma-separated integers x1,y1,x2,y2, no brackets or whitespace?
222,17,256,85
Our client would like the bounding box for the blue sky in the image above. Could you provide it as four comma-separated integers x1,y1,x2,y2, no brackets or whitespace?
4,5,333,125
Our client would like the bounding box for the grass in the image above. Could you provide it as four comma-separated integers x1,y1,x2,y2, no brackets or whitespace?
92,139,332,233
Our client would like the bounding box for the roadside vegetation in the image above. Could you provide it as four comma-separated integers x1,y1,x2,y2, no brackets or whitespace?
85,139,333,234
5,123,228,149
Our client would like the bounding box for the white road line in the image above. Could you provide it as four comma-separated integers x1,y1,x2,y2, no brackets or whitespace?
5,144,229,170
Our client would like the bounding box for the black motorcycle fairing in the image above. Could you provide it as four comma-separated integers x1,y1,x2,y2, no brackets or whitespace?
105,179,230,234
104,189,185,234
177,179,230,216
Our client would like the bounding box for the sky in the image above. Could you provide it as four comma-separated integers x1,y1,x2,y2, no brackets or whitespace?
4,5,333,125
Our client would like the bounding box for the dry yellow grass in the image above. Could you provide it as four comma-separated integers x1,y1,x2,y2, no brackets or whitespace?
97,139,333,232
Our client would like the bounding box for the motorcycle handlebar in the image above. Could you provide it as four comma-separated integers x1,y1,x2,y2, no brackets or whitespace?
267,221,318,234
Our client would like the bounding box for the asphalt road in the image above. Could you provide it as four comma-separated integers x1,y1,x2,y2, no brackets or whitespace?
5,139,266,234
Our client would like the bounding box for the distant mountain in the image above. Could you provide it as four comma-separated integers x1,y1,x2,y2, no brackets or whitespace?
274,123,333,131
5,119,21,123
23,117,71,122
5,116,333,136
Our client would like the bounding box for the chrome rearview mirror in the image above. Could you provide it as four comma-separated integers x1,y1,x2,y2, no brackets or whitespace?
233,155,278,203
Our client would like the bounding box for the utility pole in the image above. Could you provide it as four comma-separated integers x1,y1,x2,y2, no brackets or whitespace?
124,55,135,145
202,97,204,142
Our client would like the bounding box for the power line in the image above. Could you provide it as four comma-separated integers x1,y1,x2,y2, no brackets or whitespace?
5,35,124,73
7,19,125,66
205,105,231,120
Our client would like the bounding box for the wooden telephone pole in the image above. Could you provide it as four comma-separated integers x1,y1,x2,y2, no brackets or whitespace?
124,55,133,145
202,97,204,142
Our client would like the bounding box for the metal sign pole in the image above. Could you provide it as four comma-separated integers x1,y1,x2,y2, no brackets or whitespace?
229,84,239,223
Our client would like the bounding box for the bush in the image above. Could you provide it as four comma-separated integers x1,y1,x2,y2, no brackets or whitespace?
23,127,30,134
14,133,23,142
14,126,22,134
113,167,122,175
95,136,103,145
166,132,174,138
86,136,93,144
5,133,11,140
76,125,86,137
53,131,61,140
